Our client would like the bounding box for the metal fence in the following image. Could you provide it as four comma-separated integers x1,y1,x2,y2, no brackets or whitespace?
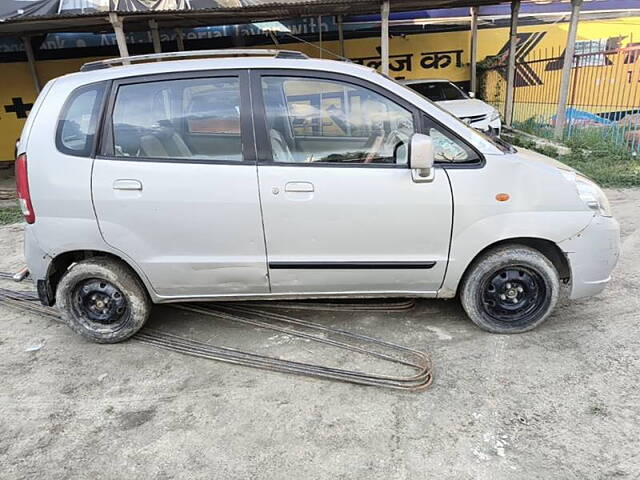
480,44,640,152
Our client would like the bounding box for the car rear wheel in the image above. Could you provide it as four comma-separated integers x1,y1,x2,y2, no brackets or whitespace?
460,245,560,333
56,258,150,343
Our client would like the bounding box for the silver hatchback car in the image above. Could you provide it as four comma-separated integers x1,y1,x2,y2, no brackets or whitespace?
16,50,620,343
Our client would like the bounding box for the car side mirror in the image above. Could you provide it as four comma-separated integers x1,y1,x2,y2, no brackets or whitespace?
409,133,435,183
468,91,476,98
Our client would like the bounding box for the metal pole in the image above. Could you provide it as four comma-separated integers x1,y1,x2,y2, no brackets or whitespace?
109,12,130,62
554,0,583,140
175,28,185,51
381,0,390,75
337,14,345,58
22,37,41,93
149,19,162,54
469,7,479,95
268,30,280,47
504,0,520,126
318,15,322,58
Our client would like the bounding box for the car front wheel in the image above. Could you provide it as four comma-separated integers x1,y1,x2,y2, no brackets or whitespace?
460,245,560,333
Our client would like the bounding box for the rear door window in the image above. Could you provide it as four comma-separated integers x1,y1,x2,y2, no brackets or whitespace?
111,77,243,161
56,82,106,157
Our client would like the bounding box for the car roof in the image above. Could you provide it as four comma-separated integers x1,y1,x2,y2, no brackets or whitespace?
54,56,379,86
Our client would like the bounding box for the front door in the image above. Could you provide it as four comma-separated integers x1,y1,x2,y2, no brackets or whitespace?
253,71,453,295
92,71,269,298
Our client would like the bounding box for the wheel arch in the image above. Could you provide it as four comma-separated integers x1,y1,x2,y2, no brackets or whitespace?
442,237,570,299
43,249,153,306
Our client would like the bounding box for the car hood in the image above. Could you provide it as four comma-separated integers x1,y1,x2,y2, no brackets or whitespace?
514,146,577,173
436,99,495,118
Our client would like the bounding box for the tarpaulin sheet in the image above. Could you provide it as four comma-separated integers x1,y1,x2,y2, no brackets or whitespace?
0,0,244,21
0,1,59,21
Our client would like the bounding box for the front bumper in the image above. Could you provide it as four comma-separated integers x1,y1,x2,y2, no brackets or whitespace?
559,214,620,299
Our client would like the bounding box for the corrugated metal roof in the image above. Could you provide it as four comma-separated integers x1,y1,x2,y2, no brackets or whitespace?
0,0,510,36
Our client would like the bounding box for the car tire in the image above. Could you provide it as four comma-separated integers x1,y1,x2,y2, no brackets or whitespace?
56,257,150,343
460,245,560,334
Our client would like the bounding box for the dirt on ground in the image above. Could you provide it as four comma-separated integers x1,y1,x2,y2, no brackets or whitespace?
0,188,639,480
0,165,16,208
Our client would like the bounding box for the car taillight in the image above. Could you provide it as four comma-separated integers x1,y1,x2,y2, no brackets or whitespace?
15,153,35,224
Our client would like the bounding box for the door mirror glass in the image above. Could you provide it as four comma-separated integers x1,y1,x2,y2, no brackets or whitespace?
409,133,434,181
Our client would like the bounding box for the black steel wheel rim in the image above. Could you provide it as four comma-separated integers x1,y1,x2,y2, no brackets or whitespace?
480,265,547,323
73,279,128,326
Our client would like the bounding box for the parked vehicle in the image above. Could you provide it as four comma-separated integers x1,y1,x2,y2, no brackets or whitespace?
16,50,619,342
403,79,502,136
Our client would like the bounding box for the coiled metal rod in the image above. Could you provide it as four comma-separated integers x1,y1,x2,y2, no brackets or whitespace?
0,285,432,391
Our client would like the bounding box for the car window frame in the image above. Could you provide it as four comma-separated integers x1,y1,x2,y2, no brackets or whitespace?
251,69,422,169
55,80,109,158
97,69,256,165
251,69,485,170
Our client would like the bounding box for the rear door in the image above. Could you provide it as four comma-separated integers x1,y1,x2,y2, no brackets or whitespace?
92,70,269,298
252,71,455,295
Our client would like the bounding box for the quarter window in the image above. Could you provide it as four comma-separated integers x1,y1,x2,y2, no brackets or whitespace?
423,117,480,164
111,77,243,161
261,76,415,165
56,83,106,157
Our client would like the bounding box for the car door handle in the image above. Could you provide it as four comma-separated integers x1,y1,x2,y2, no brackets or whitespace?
284,182,314,193
113,179,142,191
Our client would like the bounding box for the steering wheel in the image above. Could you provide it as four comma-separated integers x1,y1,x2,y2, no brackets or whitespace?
364,128,411,164
384,128,411,161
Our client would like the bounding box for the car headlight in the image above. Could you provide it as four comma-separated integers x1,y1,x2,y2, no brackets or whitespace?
575,173,612,217
489,110,501,122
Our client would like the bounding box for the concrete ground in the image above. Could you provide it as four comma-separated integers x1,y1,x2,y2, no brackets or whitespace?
0,189,639,480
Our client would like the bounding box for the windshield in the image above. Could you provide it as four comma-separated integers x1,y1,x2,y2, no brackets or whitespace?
408,81,468,101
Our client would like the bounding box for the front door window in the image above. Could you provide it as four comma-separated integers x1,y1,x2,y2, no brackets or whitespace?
261,76,415,165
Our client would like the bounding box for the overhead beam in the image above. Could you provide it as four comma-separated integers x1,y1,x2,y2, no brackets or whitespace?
108,12,130,62
381,0,390,75
504,0,520,127
149,19,161,54
554,0,583,140
22,36,41,93
469,7,479,95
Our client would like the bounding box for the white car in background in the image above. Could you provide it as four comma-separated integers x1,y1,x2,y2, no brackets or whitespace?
403,79,502,136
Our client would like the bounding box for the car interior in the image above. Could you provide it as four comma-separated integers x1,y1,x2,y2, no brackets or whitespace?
262,76,414,165
112,78,243,161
